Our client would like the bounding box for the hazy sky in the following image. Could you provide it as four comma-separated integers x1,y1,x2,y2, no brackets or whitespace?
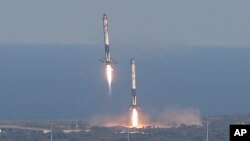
0,0,250,46
0,45,250,120
0,1,250,120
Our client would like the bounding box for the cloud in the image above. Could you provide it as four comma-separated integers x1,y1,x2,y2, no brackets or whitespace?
145,106,202,128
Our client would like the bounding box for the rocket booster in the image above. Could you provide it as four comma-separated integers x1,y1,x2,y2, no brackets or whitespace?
103,14,109,47
103,14,110,63
130,59,139,128
100,14,116,64
131,58,137,107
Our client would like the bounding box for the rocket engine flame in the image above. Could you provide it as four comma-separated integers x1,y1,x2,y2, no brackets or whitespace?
106,64,113,94
131,108,138,128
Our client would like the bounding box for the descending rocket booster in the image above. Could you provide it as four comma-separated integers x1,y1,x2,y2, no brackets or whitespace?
100,14,116,95
130,58,138,108
100,14,116,64
130,58,140,128
103,14,110,63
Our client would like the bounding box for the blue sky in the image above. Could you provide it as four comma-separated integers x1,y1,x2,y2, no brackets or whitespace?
0,0,250,46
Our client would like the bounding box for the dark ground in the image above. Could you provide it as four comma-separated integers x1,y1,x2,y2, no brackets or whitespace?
0,114,249,141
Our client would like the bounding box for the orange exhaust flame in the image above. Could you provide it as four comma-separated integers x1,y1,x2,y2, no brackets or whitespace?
131,108,138,128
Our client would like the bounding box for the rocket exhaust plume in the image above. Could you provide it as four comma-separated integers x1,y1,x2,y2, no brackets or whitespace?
106,64,113,95
100,14,117,95
131,108,138,128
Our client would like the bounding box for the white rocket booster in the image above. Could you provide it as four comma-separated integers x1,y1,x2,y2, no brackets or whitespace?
131,58,137,108
100,14,116,64
103,14,110,62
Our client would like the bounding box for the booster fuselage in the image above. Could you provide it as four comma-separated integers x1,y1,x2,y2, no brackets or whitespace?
103,14,111,64
130,58,137,107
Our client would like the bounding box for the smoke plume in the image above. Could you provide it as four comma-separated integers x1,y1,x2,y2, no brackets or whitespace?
87,106,202,128
87,113,129,127
145,106,202,128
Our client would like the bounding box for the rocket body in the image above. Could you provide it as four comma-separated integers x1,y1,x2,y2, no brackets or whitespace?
103,14,111,64
100,14,116,64
130,59,137,108
101,14,117,94
130,59,139,128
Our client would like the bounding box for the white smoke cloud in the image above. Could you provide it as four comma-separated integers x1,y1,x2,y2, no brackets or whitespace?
147,106,203,128
87,106,202,128
87,113,129,127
